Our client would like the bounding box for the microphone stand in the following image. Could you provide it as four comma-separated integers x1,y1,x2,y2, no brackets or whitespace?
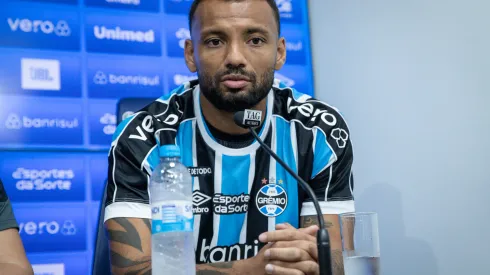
247,127,333,275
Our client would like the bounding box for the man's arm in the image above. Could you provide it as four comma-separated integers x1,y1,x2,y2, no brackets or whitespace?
301,214,344,275
106,218,255,275
0,228,33,275
105,218,151,275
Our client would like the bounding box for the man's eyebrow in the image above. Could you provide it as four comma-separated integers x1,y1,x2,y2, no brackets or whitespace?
199,28,227,38
198,26,272,38
244,27,271,36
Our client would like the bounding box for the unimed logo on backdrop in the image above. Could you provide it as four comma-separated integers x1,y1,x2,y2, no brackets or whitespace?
14,205,86,253
85,13,161,55
0,152,85,202
0,3,80,50
0,96,83,146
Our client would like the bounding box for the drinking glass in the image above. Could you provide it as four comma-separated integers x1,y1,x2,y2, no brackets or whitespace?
339,212,380,275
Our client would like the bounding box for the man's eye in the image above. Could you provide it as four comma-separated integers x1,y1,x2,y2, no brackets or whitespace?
249,38,265,45
206,39,222,47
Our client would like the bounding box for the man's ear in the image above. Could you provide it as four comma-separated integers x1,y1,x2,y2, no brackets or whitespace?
184,39,197,72
275,37,287,70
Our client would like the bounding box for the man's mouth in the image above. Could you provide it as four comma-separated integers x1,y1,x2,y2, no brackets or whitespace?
221,74,250,89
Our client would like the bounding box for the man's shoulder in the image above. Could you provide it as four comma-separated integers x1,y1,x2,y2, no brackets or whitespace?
111,81,196,148
272,80,350,136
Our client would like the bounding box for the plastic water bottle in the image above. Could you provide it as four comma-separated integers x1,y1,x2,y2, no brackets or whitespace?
150,144,195,275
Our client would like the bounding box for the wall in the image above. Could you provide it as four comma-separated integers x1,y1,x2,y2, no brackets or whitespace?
0,0,314,273
308,0,490,274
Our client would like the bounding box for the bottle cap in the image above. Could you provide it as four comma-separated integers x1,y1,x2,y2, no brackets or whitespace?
159,144,181,158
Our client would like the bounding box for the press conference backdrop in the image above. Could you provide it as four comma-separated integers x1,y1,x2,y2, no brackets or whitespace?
0,0,314,274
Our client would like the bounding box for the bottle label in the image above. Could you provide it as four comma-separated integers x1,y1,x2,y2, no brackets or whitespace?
151,200,193,234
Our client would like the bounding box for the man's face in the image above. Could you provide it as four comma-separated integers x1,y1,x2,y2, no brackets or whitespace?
185,0,286,113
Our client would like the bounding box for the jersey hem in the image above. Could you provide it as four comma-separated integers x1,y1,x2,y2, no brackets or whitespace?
104,202,151,222
300,200,355,216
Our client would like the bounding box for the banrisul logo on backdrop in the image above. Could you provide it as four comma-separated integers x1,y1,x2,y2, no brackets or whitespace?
87,56,164,99
0,96,83,146
275,64,312,96
275,0,303,23
85,12,161,56
0,52,81,98
282,25,307,65
87,99,118,146
15,205,86,253
164,0,193,14
0,3,80,51
164,16,189,58
85,0,160,12
0,152,85,202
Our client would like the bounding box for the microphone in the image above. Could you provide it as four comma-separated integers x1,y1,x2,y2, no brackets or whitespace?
233,110,332,275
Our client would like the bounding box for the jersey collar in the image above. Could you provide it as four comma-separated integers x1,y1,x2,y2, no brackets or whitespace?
193,85,274,156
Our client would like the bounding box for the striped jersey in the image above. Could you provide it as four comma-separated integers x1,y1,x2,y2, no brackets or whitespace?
104,79,355,263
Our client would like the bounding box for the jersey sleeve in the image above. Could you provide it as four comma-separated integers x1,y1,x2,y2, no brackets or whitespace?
0,179,18,231
104,100,180,222
300,100,355,216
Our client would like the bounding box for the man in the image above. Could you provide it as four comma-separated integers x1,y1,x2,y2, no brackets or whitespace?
0,179,33,275
104,0,355,274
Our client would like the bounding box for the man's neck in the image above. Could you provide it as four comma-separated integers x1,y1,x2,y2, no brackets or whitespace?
199,92,267,135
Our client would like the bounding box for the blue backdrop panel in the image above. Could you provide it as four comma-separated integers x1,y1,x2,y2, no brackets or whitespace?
0,0,315,273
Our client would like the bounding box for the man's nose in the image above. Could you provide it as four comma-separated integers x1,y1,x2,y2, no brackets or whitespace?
224,43,247,68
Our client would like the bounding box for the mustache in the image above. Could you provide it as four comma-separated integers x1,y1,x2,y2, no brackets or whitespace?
217,68,255,80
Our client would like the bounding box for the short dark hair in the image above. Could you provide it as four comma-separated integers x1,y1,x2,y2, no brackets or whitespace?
188,0,281,36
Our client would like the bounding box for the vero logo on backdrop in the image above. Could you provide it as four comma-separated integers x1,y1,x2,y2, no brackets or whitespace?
19,220,77,236
7,18,71,36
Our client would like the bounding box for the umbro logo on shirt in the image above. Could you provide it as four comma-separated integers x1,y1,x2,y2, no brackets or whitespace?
193,190,211,214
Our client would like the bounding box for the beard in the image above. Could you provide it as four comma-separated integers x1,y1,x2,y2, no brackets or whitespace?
197,66,275,113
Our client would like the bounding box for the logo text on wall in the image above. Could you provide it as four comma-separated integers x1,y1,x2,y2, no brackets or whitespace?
19,220,77,236
5,114,79,130
21,58,61,91
13,168,74,191
93,71,160,86
8,18,71,36
94,25,155,43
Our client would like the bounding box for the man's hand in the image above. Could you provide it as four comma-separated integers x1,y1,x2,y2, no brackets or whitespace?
258,223,320,275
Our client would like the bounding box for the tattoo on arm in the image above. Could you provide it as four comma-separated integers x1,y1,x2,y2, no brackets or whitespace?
331,250,345,275
301,215,334,228
302,215,345,275
106,218,152,275
196,261,234,275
